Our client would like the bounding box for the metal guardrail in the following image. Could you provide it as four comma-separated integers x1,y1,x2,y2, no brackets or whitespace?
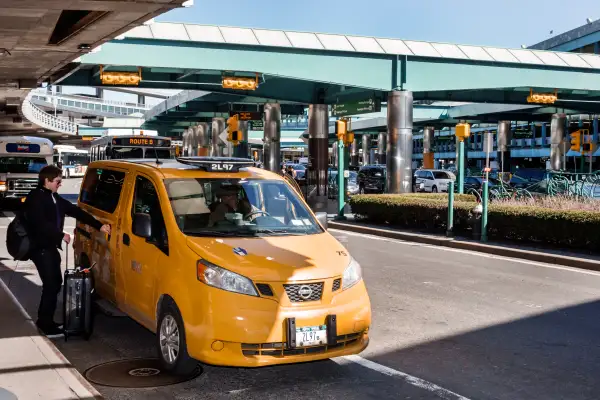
22,93,83,135
30,93,150,118
32,89,150,109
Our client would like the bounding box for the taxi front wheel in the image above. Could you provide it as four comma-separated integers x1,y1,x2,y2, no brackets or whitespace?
157,299,198,376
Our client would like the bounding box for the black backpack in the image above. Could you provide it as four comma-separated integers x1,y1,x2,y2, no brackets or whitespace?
6,212,31,261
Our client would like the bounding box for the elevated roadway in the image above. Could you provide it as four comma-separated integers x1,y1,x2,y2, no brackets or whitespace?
0,0,189,136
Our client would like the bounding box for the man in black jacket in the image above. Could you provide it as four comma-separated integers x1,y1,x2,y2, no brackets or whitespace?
24,165,110,337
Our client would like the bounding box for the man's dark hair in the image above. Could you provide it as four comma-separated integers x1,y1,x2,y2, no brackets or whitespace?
38,165,62,187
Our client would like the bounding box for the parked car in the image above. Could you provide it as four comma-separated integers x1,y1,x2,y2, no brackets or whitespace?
357,165,386,194
328,170,359,199
413,169,456,193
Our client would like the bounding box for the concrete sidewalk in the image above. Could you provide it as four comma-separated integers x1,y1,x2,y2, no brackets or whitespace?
0,277,102,400
329,217,600,272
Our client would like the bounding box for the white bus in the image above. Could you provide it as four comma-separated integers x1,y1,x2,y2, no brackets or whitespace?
53,145,89,178
89,135,172,162
0,136,53,200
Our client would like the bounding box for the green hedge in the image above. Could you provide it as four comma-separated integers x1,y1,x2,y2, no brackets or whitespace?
348,194,600,251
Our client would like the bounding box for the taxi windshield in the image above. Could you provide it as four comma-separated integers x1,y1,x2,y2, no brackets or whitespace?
164,178,323,237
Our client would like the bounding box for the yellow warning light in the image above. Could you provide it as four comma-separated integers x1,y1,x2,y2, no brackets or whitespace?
222,74,259,91
100,66,141,86
527,88,558,104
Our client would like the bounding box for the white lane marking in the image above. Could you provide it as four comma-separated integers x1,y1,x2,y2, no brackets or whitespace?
334,355,471,400
330,229,600,277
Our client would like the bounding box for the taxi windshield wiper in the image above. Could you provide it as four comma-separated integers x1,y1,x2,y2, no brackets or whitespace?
248,228,310,236
184,230,256,237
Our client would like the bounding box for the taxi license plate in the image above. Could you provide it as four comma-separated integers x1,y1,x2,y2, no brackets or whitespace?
295,325,327,347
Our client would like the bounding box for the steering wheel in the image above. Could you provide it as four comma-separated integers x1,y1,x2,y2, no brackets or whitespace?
244,210,271,221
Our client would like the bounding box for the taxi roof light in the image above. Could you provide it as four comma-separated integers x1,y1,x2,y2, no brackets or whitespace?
176,156,256,172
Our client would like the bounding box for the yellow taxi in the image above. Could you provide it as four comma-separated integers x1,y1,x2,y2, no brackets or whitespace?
73,157,371,374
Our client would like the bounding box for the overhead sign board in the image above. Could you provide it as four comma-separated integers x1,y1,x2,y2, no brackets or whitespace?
230,111,262,121
331,97,381,117
249,120,264,130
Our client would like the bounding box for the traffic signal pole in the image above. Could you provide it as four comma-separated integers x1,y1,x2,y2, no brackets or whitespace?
455,123,470,194
335,119,351,221
337,138,346,220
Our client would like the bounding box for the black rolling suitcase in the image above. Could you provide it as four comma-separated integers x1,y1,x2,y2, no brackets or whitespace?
62,247,94,341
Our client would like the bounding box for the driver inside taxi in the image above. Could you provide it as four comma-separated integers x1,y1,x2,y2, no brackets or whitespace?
208,185,254,227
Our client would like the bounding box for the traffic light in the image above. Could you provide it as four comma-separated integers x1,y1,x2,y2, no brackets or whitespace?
570,130,581,152
227,114,239,144
345,132,354,146
455,123,470,140
335,120,347,141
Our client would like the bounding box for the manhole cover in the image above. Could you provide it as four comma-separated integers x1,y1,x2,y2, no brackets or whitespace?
84,358,202,388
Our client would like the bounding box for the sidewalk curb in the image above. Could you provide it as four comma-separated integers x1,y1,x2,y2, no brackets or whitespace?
0,277,104,399
329,221,600,273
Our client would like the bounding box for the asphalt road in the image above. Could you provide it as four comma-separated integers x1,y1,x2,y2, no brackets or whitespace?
1,177,599,399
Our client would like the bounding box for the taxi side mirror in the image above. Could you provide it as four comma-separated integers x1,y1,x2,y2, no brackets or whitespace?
316,212,328,230
133,213,152,238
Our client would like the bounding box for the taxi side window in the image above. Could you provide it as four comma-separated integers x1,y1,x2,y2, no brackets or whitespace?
132,176,169,255
80,168,125,213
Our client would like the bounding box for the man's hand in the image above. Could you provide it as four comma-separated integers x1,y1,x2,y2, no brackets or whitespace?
100,224,111,235
63,233,71,244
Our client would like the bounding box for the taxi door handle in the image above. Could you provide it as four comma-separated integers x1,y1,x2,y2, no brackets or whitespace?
123,233,130,246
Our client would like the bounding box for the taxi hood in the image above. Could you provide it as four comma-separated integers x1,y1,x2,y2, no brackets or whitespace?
186,232,350,282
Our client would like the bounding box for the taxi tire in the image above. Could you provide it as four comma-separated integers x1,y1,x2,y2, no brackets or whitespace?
157,300,198,376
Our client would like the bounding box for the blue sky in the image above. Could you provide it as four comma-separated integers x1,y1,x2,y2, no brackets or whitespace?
158,0,598,48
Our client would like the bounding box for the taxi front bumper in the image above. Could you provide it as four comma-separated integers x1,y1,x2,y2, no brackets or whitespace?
184,280,371,367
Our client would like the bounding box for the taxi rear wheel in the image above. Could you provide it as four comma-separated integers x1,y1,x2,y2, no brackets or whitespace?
157,299,198,376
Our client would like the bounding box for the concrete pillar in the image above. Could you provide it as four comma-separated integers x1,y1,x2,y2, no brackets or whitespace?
387,91,413,194
497,121,512,176
263,103,281,172
377,132,386,165
362,134,370,165
189,127,199,156
307,104,329,209
182,128,191,157
351,137,359,166
196,123,210,156
550,114,566,171
423,126,435,169
137,94,145,106
95,87,103,99
211,118,226,157
332,142,338,167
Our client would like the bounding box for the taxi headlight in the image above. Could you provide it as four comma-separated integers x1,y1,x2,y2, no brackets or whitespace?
342,257,362,290
197,259,258,297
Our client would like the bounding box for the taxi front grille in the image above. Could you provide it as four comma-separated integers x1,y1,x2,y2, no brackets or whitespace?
241,333,362,357
255,283,274,297
283,282,323,302
332,278,341,292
